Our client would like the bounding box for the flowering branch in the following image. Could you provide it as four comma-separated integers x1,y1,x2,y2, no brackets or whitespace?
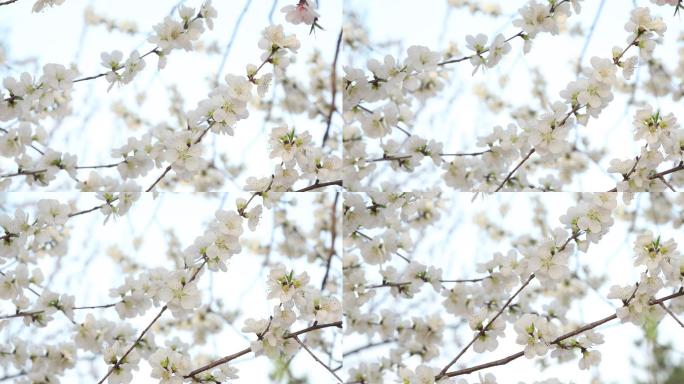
183,320,343,379
442,288,684,378
96,259,208,384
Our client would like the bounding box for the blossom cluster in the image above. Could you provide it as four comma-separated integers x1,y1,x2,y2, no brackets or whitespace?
343,192,684,383
342,0,684,192
1,0,342,194
0,189,343,383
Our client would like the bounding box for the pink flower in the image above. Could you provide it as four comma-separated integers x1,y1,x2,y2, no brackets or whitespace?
281,1,319,25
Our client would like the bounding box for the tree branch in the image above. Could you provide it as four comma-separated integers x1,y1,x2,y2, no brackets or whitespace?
184,320,342,379
443,288,684,378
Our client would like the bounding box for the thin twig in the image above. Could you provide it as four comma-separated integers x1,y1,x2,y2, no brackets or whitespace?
321,28,343,147
295,179,342,192
493,148,536,192
320,192,339,290
659,302,684,328
293,335,343,383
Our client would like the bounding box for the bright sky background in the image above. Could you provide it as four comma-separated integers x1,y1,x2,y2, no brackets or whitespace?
343,192,684,384
1,190,341,383
345,0,684,191
0,0,342,191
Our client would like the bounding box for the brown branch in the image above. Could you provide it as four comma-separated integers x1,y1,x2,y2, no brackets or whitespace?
368,150,491,163
184,320,342,379
437,233,579,379
73,48,159,83
0,161,121,179
76,162,123,170
0,371,26,382
321,192,339,290
437,1,570,66
365,276,490,290
96,260,207,384
438,31,525,66
492,103,583,192
343,339,397,357
321,28,343,147
439,150,492,157
295,179,342,192
443,288,684,378
607,161,684,192
184,347,251,379
660,302,684,327
145,165,172,192
68,200,117,218
440,277,490,283
97,305,168,384
493,148,536,192
285,320,342,338
0,302,117,321
436,274,535,378
653,162,684,179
